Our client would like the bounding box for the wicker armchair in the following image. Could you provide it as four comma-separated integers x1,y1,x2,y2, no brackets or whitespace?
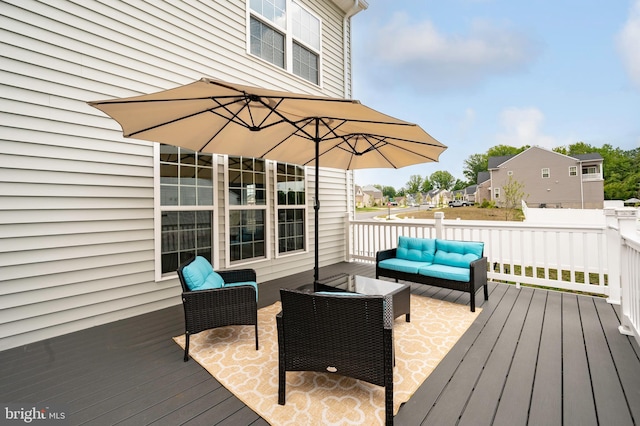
276,289,395,425
177,256,258,362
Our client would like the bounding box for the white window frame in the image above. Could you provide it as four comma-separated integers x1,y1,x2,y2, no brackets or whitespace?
247,0,323,86
507,171,513,176
494,187,501,199
569,166,577,176
224,156,271,268
541,168,550,178
153,144,219,282
274,162,309,258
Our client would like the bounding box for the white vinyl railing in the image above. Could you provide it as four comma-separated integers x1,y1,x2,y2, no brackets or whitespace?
348,208,640,340
617,211,640,346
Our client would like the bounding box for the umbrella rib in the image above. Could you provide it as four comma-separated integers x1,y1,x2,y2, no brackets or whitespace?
301,133,442,168
118,96,251,138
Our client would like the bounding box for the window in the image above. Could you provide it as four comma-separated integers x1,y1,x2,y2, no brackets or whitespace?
248,0,321,85
541,168,550,178
276,163,306,254
569,166,577,176
494,188,500,199
507,171,513,176
228,156,267,263
158,145,214,274
583,165,598,175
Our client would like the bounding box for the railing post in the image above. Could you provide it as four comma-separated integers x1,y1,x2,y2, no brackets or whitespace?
434,211,444,239
617,208,639,336
604,208,622,304
345,213,352,263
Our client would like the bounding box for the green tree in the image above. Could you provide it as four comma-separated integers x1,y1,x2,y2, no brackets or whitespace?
452,179,467,191
429,170,455,190
380,185,396,200
405,175,424,194
486,144,527,158
502,175,527,220
420,178,434,193
463,153,488,184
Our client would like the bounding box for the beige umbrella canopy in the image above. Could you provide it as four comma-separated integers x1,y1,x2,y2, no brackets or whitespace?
89,77,447,283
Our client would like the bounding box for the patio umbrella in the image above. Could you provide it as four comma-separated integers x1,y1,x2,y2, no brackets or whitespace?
88,78,447,284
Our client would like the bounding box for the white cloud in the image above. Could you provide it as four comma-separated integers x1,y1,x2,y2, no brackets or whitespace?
617,0,640,90
496,107,555,148
361,13,540,93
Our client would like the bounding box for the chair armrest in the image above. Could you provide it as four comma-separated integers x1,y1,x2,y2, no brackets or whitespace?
182,285,256,304
470,257,488,284
376,248,397,263
218,268,257,284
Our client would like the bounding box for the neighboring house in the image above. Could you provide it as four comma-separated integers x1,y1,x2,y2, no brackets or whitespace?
0,0,368,350
487,146,604,209
361,185,383,206
423,189,451,207
462,185,477,204
354,185,367,208
450,189,464,202
475,171,491,204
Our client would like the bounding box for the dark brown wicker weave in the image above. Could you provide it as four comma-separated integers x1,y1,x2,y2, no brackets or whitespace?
277,288,394,425
177,257,258,362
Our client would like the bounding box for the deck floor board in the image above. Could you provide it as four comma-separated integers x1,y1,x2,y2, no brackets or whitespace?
1,262,639,425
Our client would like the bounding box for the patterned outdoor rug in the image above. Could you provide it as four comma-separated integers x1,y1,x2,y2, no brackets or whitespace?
173,294,480,425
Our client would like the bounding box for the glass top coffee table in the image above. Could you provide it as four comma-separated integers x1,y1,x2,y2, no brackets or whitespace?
314,274,411,322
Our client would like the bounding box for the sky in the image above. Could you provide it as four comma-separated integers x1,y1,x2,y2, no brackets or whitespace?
351,0,640,190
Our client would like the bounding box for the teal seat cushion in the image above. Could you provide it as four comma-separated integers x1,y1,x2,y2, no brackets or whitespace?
396,236,436,263
434,240,483,268
378,258,432,274
418,264,470,282
224,281,258,300
182,256,215,290
199,271,225,290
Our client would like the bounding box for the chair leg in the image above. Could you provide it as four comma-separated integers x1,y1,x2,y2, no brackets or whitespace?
183,332,190,362
385,377,394,425
278,367,286,405
255,323,259,350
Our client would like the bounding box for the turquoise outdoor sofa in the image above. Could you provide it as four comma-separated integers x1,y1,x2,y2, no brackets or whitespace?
376,236,488,311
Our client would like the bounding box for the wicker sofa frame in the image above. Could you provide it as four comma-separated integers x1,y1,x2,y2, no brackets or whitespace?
376,243,488,312
176,257,258,362
276,288,395,425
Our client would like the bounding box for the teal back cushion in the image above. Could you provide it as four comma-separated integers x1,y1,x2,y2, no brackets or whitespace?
396,236,436,262
200,271,225,290
434,240,484,268
182,256,223,290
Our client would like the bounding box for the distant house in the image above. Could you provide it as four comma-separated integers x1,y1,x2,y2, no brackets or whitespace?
462,185,478,204
475,171,491,204
361,185,383,206
423,189,450,207
354,185,367,208
485,146,604,209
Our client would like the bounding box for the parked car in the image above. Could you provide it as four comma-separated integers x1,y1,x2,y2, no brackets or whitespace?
448,200,469,207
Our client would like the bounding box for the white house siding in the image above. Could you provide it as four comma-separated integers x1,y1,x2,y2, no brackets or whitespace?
0,0,358,350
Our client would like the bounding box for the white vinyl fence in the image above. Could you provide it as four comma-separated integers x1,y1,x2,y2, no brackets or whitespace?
349,209,640,302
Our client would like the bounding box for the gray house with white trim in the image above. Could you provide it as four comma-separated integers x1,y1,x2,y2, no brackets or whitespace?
486,146,604,209
0,0,368,350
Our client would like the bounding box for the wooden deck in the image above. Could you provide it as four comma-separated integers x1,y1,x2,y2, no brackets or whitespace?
2,262,639,425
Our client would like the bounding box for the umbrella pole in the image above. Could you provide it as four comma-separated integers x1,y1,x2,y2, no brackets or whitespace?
313,120,320,290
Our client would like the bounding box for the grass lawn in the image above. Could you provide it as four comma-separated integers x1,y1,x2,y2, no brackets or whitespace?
394,206,525,221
